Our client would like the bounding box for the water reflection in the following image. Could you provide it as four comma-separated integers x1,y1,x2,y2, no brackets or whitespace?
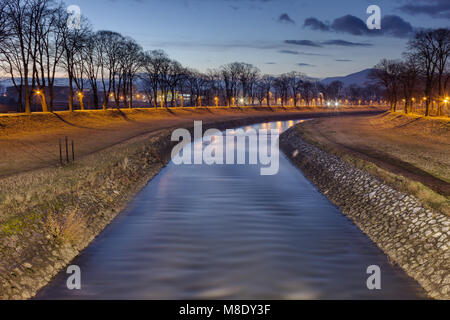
36,120,425,300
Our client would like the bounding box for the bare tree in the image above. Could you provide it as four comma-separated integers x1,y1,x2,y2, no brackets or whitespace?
141,50,171,108
3,0,41,113
82,32,101,109
432,29,450,116
116,37,143,109
61,13,91,111
95,30,125,110
399,55,420,113
408,31,439,116
256,75,273,106
286,71,305,106
300,80,315,106
220,62,241,106
273,74,290,106
370,59,402,111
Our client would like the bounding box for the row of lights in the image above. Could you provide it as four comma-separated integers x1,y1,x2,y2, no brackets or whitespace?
31,90,450,107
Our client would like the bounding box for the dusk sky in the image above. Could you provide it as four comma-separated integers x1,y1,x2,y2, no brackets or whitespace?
71,0,449,78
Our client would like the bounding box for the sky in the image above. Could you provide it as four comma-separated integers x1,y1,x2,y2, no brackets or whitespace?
69,0,449,79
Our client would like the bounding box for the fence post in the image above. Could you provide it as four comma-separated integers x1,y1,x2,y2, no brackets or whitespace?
72,140,75,162
59,139,63,166
65,136,69,163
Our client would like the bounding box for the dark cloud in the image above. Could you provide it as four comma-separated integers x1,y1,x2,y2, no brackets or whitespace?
303,14,415,38
284,39,372,48
279,49,300,55
331,15,369,36
398,0,450,19
266,62,276,64
278,13,295,25
382,15,414,38
284,40,322,47
304,17,330,31
322,40,373,47
335,59,352,62
297,63,315,67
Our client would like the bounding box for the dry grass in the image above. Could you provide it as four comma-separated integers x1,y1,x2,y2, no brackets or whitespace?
0,106,382,177
45,209,87,245
295,112,450,216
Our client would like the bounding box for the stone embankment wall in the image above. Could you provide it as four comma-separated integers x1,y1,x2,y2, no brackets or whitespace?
280,128,450,300
1,112,380,300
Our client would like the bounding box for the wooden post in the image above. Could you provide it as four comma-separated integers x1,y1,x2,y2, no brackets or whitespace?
59,139,63,166
65,136,69,163
72,140,75,162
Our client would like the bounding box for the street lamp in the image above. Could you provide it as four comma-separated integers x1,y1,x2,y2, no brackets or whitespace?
214,96,219,107
78,92,85,110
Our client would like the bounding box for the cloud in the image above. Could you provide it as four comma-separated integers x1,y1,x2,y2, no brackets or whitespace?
335,59,352,62
304,17,330,31
398,0,450,19
284,40,322,47
278,13,295,24
331,15,369,35
279,49,300,55
266,62,276,64
381,15,414,38
297,63,315,67
284,39,373,48
303,14,416,38
321,40,373,47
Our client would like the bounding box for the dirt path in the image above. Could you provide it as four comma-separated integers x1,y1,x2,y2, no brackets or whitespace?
0,107,383,177
299,112,450,196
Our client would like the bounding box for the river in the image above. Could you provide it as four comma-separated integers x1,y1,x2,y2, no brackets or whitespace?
37,120,425,300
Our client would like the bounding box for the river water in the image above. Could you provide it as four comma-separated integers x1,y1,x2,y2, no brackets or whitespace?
37,120,425,300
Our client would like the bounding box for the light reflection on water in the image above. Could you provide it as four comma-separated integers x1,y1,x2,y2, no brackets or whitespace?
37,120,426,300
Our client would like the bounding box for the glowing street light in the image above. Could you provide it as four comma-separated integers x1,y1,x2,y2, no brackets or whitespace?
214,96,219,107
78,92,85,110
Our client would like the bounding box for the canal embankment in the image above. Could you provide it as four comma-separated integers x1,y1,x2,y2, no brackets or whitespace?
0,108,382,300
280,125,450,299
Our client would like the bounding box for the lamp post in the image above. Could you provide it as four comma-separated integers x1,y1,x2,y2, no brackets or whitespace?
34,89,48,112
214,96,219,107
78,92,84,111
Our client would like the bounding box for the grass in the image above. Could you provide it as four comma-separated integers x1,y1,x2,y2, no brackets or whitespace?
295,113,450,216
45,209,87,245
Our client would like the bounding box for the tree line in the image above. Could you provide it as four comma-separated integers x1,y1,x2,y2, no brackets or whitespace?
0,0,386,114
370,28,450,117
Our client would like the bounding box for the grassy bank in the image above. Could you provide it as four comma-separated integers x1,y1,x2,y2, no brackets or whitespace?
0,106,383,177
0,107,384,299
294,112,450,216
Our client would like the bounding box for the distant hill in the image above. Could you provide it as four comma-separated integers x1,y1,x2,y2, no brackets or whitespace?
321,69,376,87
